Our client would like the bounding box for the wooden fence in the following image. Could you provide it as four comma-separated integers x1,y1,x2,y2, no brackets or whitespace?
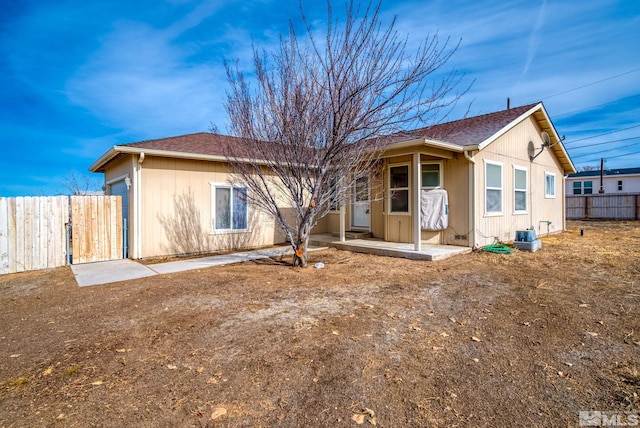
566,193,640,220
71,195,123,264
0,196,69,274
0,195,123,274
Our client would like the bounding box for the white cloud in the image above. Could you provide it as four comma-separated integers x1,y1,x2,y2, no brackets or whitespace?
65,2,229,138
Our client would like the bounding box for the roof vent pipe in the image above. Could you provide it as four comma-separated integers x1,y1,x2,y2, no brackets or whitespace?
507,97,510,109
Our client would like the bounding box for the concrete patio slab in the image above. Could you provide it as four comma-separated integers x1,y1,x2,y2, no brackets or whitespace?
71,259,157,287
310,234,471,261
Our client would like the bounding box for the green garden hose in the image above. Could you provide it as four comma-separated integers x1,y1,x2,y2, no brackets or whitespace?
481,243,514,254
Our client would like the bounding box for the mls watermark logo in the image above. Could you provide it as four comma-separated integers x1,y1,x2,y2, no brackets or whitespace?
579,411,639,426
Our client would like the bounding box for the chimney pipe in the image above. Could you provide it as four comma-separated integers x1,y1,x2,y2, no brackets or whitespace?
507,97,510,109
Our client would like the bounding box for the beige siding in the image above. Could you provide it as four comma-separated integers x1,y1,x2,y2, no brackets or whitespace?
473,117,567,246
324,152,472,245
137,156,285,258
440,153,470,245
311,216,328,234
104,155,134,184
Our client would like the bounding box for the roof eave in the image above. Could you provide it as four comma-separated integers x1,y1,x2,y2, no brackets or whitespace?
89,145,277,172
535,106,577,175
89,147,119,173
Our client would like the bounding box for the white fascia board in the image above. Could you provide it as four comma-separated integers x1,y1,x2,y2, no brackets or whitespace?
536,105,577,174
89,147,119,172
383,137,465,153
423,138,467,152
89,146,274,172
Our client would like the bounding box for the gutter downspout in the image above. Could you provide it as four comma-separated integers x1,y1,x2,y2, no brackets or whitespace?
135,152,145,259
464,150,476,248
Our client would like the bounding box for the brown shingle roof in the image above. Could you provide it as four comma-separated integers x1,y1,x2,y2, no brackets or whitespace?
119,103,539,155
91,103,553,173
121,132,241,157
383,102,539,147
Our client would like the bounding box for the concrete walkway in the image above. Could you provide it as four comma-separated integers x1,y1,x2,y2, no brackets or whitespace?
70,245,310,287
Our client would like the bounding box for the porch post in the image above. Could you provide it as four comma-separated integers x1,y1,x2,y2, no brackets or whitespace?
413,152,421,251
339,203,346,242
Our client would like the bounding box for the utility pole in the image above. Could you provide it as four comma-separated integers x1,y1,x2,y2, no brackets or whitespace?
599,158,605,193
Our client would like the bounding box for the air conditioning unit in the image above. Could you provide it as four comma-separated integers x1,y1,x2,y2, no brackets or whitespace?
514,229,541,252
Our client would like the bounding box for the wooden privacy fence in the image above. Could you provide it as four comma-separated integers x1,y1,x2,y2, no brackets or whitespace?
0,196,69,274
71,195,123,264
566,193,640,220
0,195,124,275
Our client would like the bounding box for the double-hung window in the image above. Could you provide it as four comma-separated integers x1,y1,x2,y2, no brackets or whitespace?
573,180,593,195
389,165,409,213
573,182,582,195
485,161,503,215
421,163,441,189
545,173,556,198
211,184,248,231
514,166,527,213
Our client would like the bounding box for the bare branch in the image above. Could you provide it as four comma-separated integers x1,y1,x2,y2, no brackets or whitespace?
221,0,468,266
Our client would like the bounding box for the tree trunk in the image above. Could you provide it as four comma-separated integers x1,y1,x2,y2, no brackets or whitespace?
292,222,311,267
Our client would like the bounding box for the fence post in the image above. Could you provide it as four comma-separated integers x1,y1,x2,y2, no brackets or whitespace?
584,196,589,219
0,198,7,275
66,222,72,265
123,218,128,259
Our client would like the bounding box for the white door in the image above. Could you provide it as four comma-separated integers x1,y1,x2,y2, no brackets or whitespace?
351,176,370,229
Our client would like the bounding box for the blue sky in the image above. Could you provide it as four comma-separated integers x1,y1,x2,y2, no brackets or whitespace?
1,0,639,196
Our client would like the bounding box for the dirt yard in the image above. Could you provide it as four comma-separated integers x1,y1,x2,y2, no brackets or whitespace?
1,221,639,427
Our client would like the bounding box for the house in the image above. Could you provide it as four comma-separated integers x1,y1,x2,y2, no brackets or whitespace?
89,102,575,259
566,167,640,195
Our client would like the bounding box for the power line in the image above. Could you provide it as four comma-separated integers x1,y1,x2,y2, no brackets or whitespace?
570,140,640,158
567,136,640,151
554,98,626,119
563,124,640,145
542,68,640,101
574,148,640,164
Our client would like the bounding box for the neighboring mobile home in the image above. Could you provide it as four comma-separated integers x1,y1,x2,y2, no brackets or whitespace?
90,102,575,259
566,167,640,195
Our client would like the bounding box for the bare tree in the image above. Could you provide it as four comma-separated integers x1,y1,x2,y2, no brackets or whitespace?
222,0,467,267
59,169,102,196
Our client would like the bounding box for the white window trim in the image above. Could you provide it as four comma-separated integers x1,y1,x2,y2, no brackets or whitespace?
583,180,593,195
485,160,503,216
421,161,443,190
513,165,528,214
572,181,582,195
388,163,411,215
210,182,249,233
545,172,556,198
